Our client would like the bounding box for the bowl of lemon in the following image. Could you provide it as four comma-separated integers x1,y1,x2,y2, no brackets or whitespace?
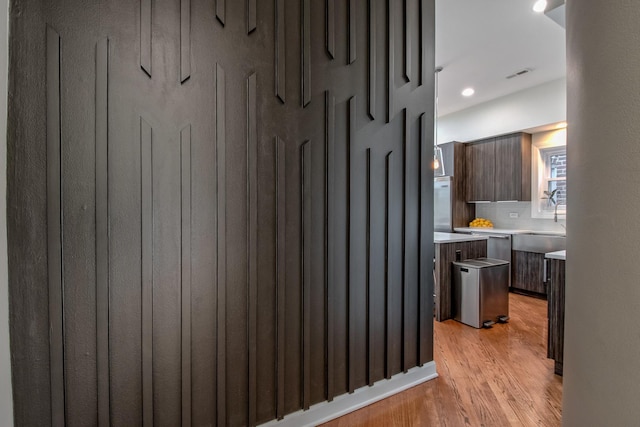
469,218,493,228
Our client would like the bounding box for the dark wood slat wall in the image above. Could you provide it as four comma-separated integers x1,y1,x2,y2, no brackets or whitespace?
140,118,153,427
216,0,225,25
275,0,286,103
368,0,376,119
180,125,193,427
95,37,110,427
140,0,152,77
387,0,395,122
347,96,356,394
366,148,373,386
7,1,436,426
420,0,427,85
215,62,227,427
418,113,433,366
247,0,257,34
247,72,258,427
301,140,312,411
275,137,286,421
403,0,411,82
180,0,191,83
384,151,394,380
326,0,335,59
46,26,65,427
325,92,336,402
349,0,357,64
401,109,409,372
302,0,311,107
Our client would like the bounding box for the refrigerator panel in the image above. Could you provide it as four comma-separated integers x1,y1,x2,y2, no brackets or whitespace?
434,176,453,232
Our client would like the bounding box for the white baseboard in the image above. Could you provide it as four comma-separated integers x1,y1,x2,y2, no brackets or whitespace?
258,362,438,427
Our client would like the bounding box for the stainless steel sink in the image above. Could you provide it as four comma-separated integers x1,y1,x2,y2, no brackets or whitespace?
512,234,566,253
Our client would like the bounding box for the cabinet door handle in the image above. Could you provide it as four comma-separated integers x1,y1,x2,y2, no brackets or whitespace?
543,259,548,283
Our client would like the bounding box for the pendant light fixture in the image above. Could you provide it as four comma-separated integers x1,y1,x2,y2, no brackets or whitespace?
433,66,444,174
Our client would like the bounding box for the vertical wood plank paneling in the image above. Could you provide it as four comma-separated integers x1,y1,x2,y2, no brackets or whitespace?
95,38,110,427
216,0,225,25
403,0,411,82
420,0,426,85
366,148,373,386
275,137,286,420
46,26,65,427
10,1,439,425
325,91,335,402
347,96,356,393
418,113,427,365
302,0,311,107
368,0,376,120
140,0,152,77
326,0,335,59
180,0,191,83
301,141,312,410
247,0,257,33
348,0,356,64
180,125,192,427
216,63,227,427
384,151,393,380
140,117,153,427
247,73,258,427
275,0,286,103
387,0,395,122
401,109,409,372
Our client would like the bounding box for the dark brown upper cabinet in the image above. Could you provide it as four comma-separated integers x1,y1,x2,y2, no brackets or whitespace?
465,132,532,202
465,140,495,202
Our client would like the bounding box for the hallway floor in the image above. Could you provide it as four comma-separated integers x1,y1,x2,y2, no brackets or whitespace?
322,293,563,426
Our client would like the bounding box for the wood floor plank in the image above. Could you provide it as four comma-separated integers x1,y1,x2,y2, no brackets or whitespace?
321,293,562,426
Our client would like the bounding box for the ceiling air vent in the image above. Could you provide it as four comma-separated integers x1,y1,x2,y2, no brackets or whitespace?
506,68,532,79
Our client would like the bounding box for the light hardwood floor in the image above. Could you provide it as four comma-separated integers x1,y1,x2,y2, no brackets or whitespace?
322,293,563,426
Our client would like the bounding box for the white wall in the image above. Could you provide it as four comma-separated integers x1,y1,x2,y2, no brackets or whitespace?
563,2,640,425
0,0,13,424
437,77,566,143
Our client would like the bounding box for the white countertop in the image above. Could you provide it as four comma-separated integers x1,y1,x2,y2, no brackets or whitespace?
434,232,488,243
454,227,566,237
545,250,566,260
454,227,532,235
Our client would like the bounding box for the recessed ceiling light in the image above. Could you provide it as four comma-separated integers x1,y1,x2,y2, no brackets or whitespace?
461,88,475,97
532,0,547,13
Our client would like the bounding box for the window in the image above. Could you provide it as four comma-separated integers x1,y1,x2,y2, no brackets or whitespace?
531,128,567,219
539,147,567,214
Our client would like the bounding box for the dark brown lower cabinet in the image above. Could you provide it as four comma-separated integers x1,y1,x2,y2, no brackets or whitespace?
511,250,547,296
547,259,566,375
434,240,487,321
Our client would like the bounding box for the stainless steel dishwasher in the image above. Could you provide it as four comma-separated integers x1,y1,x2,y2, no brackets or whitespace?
471,232,512,286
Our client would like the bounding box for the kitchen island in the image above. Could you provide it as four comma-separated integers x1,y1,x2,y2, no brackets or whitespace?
434,232,488,321
546,250,566,375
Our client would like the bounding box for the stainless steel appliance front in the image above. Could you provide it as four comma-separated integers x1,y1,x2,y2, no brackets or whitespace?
434,176,453,232
472,232,512,287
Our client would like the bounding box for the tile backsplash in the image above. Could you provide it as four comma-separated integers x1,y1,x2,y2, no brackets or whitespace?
475,201,567,233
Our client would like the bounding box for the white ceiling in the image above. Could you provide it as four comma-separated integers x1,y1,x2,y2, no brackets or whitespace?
435,0,566,117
